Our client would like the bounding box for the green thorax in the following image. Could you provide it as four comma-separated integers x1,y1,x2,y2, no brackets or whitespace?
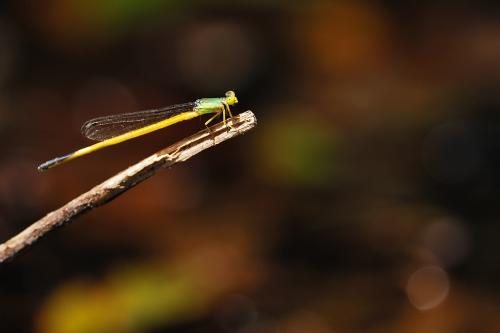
193,91,238,115
194,97,225,115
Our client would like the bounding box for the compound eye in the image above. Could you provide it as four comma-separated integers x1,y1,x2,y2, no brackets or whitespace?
226,91,235,98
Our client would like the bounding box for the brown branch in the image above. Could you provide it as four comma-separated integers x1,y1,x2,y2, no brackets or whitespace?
0,111,257,264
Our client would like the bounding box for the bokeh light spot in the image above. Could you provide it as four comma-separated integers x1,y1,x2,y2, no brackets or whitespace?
406,266,450,311
175,22,260,93
421,217,470,268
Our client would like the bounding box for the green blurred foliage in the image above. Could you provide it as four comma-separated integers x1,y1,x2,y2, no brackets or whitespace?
38,264,202,333
257,110,338,187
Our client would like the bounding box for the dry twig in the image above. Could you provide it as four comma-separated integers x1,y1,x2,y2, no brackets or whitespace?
0,111,257,263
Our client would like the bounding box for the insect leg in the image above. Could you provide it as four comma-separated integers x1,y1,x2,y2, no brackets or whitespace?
204,111,220,127
223,102,235,129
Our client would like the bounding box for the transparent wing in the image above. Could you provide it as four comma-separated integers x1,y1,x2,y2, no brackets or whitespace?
81,102,196,141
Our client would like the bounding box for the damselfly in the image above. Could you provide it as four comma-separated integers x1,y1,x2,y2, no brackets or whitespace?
38,91,238,171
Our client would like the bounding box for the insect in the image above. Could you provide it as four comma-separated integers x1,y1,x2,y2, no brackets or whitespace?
38,91,238,171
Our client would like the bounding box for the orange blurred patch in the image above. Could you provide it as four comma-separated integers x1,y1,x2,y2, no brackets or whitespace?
298,1,392,76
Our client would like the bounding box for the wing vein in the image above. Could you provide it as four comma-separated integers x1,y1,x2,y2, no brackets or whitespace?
81,102,196,141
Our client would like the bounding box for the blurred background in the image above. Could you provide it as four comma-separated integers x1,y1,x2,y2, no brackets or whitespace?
0,0,500,332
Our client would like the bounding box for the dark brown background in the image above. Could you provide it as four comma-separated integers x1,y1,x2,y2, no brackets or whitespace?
0,1,499,332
